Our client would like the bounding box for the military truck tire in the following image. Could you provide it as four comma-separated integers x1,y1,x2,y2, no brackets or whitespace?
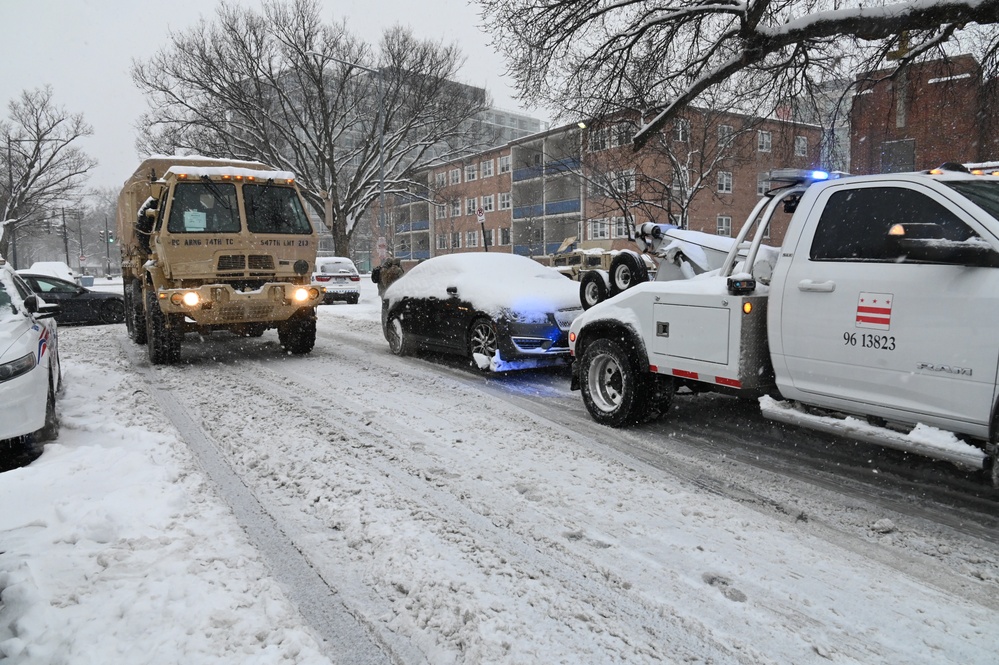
579,338,646,427
146,290,182,365
609,252,649,296
125,280,147,344
580,271,608,310
278,309,317,355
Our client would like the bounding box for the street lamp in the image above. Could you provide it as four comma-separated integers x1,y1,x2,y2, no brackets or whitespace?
311,52,387,245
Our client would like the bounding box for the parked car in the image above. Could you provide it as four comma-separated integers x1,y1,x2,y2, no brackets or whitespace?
312,256,360,304
17,272,125,325
0,258,61,445
25,260,79,285
382,253,584,371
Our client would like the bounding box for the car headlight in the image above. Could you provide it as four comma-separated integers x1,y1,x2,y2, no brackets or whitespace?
0,352,36,383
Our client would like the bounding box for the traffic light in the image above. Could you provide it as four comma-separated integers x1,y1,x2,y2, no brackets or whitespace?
99,230,105,242
107,232,114,244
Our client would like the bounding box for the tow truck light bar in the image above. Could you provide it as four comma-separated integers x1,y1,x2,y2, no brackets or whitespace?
768,168,832,185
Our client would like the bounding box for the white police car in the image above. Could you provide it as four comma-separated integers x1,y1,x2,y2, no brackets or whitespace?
0,257,61,445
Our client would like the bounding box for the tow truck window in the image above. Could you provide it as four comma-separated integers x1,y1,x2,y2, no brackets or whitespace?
167,182,240,233
243,185,312,235
810,186,977,262
943,180,999,221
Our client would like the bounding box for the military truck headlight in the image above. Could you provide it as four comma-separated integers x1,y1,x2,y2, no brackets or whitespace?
293,288,310,302
171,291,201,307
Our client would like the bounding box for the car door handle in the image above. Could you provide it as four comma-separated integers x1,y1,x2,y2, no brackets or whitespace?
797,279,835,292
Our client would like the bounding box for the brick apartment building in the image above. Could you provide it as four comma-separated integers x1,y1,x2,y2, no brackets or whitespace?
389,108,822,266
851,54,999,174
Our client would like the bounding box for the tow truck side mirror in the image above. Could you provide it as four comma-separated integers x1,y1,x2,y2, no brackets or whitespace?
886,223,999,267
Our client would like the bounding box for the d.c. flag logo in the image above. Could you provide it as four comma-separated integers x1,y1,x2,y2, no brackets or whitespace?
856,292,893,330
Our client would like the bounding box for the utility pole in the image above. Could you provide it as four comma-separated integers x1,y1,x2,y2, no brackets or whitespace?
104,215,111,277
61,208,70,266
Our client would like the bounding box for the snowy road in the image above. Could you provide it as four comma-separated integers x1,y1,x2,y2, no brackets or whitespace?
4,280,999,664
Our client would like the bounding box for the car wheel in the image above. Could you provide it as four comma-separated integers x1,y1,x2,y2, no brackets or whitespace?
348,294,360,305
35,376,60,442
579,338,646,427
609,252,649,296
579,271,608,310
468,317,498,362
385,312,411,356
126,280,147,344
278,308,317,354
101,298,126,324
146,289,182,365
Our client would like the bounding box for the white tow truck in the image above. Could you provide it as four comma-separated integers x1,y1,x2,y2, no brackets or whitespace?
568,165,999,486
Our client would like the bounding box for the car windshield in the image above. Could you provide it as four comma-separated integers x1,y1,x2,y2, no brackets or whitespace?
167,182,240,233
318,261,355,274
244,184,313,234
944,180,999,221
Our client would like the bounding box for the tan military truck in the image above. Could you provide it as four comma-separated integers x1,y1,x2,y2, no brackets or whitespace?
117,156,323,364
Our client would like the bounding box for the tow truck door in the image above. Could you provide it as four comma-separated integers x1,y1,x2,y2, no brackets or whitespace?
777,182,999,432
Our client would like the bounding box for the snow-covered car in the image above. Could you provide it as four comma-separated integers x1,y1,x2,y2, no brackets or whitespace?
17,272,125,325
311,256,360,304
25,260,79,285
382,252,584,371
0,258,61,445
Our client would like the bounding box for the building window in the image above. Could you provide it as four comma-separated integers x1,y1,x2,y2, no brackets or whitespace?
616,169,636,193
451,199,461,217
717,215,732,236
673,119,690,142
758,130,772,152
794,135,808,157
449,168,461,185
498,155,511,173
499,191,511,210
436,233,448,249
718,124,734,143
757,172,770,196
717,171,733,194
611,216,631,239
465,164,477,181
672,167,689,192
483,229,495,248
613,123,632,148
589,219,610,240
451,231,461,248
500,227,511,245
435,172,446,188
466,197,477,215
589,127,608,152
466,230,479,247
482,194,495,212
435,204,447,219
481,159,494,178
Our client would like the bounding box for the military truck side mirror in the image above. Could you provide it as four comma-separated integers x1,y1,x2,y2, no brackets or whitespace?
149,182,165,199
144,208,157,219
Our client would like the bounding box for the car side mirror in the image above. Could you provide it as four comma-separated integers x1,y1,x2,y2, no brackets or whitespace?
886,223,999,267
446,286,458,297
24,295,60,319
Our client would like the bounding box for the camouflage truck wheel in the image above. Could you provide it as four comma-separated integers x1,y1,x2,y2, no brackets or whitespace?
145,289,182,365
279,308,317,355
125,280,147,344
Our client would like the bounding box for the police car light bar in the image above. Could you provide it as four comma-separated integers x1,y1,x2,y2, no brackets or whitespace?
768,168,832,184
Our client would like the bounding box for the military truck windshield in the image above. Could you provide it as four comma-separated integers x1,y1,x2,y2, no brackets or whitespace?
244,184,312,234
944,180,999,221
167,182,240,233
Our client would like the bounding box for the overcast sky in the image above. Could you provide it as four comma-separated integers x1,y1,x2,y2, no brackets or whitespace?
0,0,540,191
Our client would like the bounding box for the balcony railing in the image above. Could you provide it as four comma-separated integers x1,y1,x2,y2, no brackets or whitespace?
512,157,582,182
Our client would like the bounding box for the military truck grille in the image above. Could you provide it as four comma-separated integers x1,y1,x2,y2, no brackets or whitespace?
216,302,278,322
218,255,246,271
248,255,274,270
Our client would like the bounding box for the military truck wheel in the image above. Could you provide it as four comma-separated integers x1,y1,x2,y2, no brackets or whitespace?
579,338,647,427
279,309,317,355
125,281,147,344
579,271,608,310
609,252,649,296
146,289,182,365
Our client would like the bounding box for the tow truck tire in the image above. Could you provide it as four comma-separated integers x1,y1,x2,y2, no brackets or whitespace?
146,290,182,365
279,308,317,355
580,271,608,310
579,338,647,427
609,252,649,296
126,280,147,344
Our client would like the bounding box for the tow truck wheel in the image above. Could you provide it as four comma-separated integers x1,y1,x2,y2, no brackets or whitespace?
145,289,182,365
278,308,317,355
609,252,649,296
579,271,608,310
580,338,646,426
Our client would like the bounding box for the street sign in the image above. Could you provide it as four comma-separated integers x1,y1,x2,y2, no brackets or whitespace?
476,207,485,223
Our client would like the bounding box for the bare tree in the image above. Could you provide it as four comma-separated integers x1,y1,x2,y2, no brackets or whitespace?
0,87,96,264
132,0,492,255
479,0,999,148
